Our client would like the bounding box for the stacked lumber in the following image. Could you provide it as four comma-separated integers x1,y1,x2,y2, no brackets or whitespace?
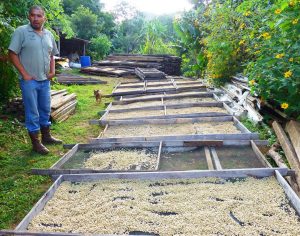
94,54,181,76
135,68,166,81
80,66,135,77
2,98,25,121
56,74,107,85
51,90,77,122
3,90,77,123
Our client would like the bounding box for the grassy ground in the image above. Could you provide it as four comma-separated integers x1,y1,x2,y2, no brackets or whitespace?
0,72,119,229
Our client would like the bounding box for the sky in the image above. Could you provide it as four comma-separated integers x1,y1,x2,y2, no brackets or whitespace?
101,0,193,15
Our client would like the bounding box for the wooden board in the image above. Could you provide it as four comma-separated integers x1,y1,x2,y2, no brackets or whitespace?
286,120,300,163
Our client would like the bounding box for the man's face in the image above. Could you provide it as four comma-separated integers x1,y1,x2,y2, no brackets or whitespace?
28,9,46,30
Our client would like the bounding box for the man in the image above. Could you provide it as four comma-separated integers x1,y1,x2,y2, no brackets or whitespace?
9,5,62,155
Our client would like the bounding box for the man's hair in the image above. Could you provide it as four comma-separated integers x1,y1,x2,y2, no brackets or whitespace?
28,5,45,15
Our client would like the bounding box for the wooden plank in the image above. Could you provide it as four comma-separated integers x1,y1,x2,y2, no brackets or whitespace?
103,116,234,126
51,144,79,169
211,148,222,170
100,112,230,125
62,168,289,182
233,117,251,133
51,93,77,110
272,121,300,190
0,231,81,236
204,147,214,170
113,92,214,104
31,168,159,175
90,133,260,144
156,141,163,170
275,170,300,215
286,120,300,163
108,102,224,113
50,89,67,96
63,140,263,150
15,176,63,230
52,101,77,121
250,141,272,168
272,121,300,173
183,140,223,147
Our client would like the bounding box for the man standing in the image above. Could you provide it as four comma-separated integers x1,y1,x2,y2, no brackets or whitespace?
9,5,62,155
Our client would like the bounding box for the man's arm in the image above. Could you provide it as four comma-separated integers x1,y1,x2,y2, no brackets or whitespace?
47,55,55,80
9,50,34,80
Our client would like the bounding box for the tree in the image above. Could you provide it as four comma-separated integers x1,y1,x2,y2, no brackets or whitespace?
62,0,103,15
88,34,112,61
70,6,98,40
112,12,146,53
140,19,177,55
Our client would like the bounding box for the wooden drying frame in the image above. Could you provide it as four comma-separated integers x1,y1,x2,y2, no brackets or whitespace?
2,168,299,236
31,140,270,176
95,101,232,125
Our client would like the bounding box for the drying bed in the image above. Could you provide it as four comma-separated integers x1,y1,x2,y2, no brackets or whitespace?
31,140,270,176
4,169,300,235
102,121,240,138
111,84,207,96
109,95,216,110
97,102,231,125
91,116,258,143
102,103,228,124
117,91,214,102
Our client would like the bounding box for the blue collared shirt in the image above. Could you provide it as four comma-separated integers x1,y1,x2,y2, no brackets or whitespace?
8,24,59,81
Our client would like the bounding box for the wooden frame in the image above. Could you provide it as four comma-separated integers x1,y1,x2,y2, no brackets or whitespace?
2,168,300,235
96,102,232,125
32,140,270,176
90,116,259,143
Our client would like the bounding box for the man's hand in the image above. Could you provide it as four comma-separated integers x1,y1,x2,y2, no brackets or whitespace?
47,72,55,80
22,73,34,81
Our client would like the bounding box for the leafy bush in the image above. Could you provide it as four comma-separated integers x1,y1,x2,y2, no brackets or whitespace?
243,1,300,117
88,34,112,61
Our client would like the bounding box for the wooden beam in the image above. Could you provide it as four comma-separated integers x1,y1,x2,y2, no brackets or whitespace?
250,141,272,168
275,170,300,215
156,141,163,170
272,121,300,191
211,148,222,170
62,168,289,182
286,120,300,163
204,147,214,170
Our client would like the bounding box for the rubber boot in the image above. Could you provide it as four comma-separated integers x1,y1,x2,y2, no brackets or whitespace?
28,132,49,155
41,126,63,145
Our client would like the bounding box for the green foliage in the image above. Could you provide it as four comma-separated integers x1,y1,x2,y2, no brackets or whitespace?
140,19,177,55
88,34,112,61
70,6,98,40
62,0,103,15
203,1,247,84
243,0,300,117
177,0,299,117
173,6,207,77
241,118,277,145
112,12,145,53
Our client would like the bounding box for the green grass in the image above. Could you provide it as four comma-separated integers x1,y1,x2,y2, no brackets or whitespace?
0,74,118,229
